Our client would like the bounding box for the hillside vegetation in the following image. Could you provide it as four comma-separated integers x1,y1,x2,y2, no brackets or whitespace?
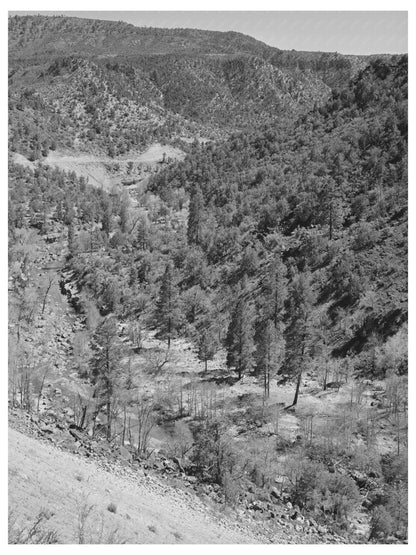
8,15,407,544
9,14,367,159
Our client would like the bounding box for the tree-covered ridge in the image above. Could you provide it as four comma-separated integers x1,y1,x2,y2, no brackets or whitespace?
149,55,407,372
9,51,331,159
8,15,369,89
8,14,376,159
9,14,368,69
8,15,273,60
9,57,195,158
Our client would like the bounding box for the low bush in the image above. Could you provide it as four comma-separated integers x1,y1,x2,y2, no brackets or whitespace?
285,457,360,525
368,505,394,542
8,509,59,544
107,502,117,514
190,418,237,486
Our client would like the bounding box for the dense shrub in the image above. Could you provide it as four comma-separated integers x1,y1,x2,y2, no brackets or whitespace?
286,458,360,524
190,419,237,486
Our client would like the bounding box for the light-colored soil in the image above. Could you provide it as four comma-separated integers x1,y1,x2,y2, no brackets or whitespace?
127,328,398,454
45,151,117,190
11,152,36,169
42,143,185,191
8,428,263,544
11,143,185,192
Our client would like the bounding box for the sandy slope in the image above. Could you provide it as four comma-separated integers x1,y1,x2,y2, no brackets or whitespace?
8,428,262,544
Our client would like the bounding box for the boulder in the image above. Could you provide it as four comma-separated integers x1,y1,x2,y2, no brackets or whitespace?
40,425,55,434
326,381,342,390
63,407,75,418
351,470,368,488
362,497,372,509
119,445,132,462
69,428,84,443
249,501,263,512
172,456,184,472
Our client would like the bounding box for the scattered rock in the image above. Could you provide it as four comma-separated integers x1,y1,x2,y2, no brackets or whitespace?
362,497,372,509
40,425,55,434
294,524,303,532
172,456,184,472
162,459,176,472
351,470,368,488
63,407,74,418
270,487,280,500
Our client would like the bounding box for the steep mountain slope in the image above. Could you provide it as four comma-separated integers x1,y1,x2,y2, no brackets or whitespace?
8,15,372,159
8,428,266,544
149,54,407,375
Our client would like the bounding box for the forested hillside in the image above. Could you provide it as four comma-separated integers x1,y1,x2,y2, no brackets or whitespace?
8,14,366,159
8,15,407,545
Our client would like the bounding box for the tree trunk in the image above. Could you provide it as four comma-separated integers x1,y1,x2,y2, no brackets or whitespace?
121,405,127,446
292,369,302,407
329,201,333,241
292,332,306,407
36,369,48,412
266,364,270,398
323,363,328,391
79,405,87,429
41,278,53,315
106,396,111,441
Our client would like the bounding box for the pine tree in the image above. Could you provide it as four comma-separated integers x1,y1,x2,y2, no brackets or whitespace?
187,186,205,246
119,192,130,234
317,176,347,241
312,311,332,390
154,262,181,349
101,201,112,237
254,253,287,395
256,319,285,398
285,268,316,407
225,280,256,380
67,222,76,258
196,328,218,372
89,315,122,440
257,253,287,326
195,311,221,372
